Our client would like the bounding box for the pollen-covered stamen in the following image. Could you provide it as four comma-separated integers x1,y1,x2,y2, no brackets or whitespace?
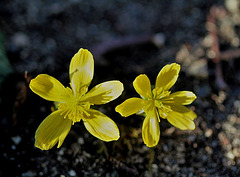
154,100,172,119
76,101,91,116
56,84,93,122
58,103,73,118
58,99,91,123
153,88,171,100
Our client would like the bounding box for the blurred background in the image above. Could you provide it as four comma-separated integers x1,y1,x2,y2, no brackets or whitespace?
0,0,240,176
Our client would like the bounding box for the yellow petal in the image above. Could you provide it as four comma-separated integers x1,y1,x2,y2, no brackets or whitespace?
115,97,147,117
83,109,119,141
35,110,72,150
83,81,124,105
166,105,197,130
142,106,160,147
133,74,152,99
30,74,71,102
162,91,197,105
69,48,94,95
155,63,180,91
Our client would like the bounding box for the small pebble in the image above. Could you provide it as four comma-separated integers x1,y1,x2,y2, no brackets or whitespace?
11,32,30,48
21,171,36,177
205,129,213,137
11,136,22,145
11,145,16,150
68,169,76,176
78,137,84,145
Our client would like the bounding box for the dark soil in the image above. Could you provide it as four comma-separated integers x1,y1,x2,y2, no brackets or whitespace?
0,0,240,177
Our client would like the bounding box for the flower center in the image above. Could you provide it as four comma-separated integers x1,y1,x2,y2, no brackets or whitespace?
58,99,91,123
57,86,91,123
154,100,171,119
152,88,171,119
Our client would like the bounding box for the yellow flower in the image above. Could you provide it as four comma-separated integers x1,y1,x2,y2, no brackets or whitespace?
115,63,197,147
30,48,123,150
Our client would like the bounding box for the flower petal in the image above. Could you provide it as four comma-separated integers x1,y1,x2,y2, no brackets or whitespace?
83,81,124,105
115,97,148,117
69,48,94,95
162,91,197,105
155,63,180,91
35,110,72,150
133,74,152,99
83,109,119,141
167,105,197,130
142,106,160,147
30,74,71,102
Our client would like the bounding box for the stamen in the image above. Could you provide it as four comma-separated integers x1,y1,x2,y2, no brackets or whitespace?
153,87,171,99
59,106,72,119
154,100,172,119
158,91,171,99
58,96,91,123
155,107,161,122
